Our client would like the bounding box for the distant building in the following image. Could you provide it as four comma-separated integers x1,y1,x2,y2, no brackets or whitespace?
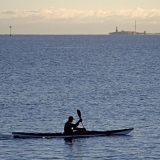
109,27,136,35
109,21,146,35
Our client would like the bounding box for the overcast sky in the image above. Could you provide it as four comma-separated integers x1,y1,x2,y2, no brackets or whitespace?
0,0,160,34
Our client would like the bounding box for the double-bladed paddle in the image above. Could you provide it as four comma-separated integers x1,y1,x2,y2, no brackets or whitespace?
77,109,85,128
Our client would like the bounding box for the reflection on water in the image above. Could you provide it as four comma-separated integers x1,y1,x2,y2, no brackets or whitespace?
64,138,75,145
64,137,87,146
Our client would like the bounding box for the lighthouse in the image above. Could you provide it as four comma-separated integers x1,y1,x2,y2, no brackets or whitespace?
135,20,136,34
9,26,12,36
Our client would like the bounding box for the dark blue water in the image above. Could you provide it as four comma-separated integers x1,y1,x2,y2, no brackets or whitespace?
0,35,160,159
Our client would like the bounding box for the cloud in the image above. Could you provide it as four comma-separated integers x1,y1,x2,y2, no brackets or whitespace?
2,10,16,15
1,8,160,23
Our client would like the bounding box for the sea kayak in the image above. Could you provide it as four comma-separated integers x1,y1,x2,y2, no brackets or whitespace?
12,128,133,138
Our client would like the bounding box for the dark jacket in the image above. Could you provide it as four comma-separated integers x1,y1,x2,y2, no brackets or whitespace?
64,121,80,134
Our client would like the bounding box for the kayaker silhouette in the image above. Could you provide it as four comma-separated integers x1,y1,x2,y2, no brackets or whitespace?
64,116,86,134
12,110,134,138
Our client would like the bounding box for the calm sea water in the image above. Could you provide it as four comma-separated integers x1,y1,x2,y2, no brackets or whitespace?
0,35,160,159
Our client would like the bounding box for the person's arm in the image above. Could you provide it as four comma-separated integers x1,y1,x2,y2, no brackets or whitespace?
72,119,82,129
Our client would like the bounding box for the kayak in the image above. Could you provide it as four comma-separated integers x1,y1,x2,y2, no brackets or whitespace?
12,128,133,138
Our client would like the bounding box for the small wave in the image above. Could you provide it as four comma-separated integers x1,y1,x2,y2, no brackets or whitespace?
0,134,13,140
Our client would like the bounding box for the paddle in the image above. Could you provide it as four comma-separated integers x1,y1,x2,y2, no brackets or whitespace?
77,109,85,128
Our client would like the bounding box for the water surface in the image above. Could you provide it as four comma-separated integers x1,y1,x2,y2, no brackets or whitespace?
0,35,160,159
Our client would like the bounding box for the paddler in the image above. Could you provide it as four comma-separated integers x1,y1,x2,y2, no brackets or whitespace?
64,116,86,134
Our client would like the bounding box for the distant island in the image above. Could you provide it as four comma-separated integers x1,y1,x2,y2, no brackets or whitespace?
109,26,146,35
109,21,160,35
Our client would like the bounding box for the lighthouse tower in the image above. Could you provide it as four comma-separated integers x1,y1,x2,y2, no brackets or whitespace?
135,20,136,34
116,26,118,33
9,26,12,36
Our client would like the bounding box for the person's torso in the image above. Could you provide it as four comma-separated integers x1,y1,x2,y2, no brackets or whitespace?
64,121,73,133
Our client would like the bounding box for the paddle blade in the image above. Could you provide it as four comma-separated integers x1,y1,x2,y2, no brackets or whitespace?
77,109,85,128
77,109,81,119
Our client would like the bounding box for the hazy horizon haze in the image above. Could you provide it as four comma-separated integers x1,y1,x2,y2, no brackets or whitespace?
0,0,160,34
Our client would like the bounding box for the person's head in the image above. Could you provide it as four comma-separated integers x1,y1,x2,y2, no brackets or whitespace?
68,116,74,122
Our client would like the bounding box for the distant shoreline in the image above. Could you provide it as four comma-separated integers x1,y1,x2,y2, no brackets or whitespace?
0,33,160,36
